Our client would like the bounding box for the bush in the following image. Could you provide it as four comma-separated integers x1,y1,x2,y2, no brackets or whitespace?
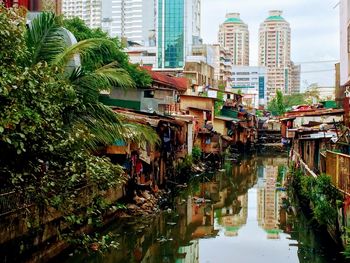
192,146,202,162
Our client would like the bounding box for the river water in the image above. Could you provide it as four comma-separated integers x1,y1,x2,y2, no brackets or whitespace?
63,153,345,263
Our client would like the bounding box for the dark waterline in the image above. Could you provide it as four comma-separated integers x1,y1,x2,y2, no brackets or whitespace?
61,153,346,263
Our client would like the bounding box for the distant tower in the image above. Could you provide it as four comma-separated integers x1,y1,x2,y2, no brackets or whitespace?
156,0,201,69
62,0,102,28
259,10,294,101
110,0,157,45
218,13,249,66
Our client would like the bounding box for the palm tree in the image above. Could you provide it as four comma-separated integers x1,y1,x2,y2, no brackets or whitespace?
25,12,159,149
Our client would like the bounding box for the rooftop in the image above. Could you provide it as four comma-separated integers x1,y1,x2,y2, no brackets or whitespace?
265,15,285,22
224,17,243,24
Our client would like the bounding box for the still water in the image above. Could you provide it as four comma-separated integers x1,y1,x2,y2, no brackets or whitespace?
63,154,345,263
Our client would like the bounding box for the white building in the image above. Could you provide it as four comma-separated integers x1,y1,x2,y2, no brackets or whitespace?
62,0,102,28
218,13,249,66
340,0,350,87
110,0,157,45
230,66,268,108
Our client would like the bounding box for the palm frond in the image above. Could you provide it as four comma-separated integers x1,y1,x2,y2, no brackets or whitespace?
71,63,134,104
123,122,160,146
71,103,159,150
52,38,117,68
26,12,66,65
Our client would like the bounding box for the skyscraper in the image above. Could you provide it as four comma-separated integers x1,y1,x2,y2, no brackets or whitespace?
110,0,157,45
62,0,102,28
258,10,295,101
218,13,249,66
156,0,201,69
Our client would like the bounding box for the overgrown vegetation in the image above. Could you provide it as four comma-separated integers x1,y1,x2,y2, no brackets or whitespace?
0,7,158,253
214,84,225,116
290,166,342,227
192,146,202,162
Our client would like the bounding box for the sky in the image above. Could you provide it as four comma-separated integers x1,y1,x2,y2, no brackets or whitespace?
201,0,340,90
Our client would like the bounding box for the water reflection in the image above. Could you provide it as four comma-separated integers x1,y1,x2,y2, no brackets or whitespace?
63,154,345,263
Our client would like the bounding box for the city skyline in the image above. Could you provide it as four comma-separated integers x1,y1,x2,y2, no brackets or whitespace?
202,0,339,90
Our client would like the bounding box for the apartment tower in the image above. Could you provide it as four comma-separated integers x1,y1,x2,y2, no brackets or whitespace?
62,0,102,28
258,10,292,101
218,13,249,66
110,0,157,45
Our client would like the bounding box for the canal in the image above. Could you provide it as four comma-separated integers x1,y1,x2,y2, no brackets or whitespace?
62,153,345,263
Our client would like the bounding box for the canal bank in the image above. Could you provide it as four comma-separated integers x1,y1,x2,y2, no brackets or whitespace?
56,153,346,263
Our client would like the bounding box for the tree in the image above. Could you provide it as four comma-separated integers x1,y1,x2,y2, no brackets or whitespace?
214,84,225,116
62,17,152,88
283,93,306,108
267,90,286,116
25,12,158,148
0,8,158,249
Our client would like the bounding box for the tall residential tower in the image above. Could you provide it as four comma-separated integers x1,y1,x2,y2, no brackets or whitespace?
110,0,157,45
218,13,249,66
62,0,102,28
258,10,299,101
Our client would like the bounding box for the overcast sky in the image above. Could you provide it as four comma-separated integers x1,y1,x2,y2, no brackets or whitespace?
201,0,340,90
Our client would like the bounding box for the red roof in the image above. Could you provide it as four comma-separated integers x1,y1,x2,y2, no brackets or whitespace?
142,66,188,92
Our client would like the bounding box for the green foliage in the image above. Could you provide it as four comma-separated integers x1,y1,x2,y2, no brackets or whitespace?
62,17,108,41
192,146,202,162
177,155,193,174
62,17,152,88
214,84,225,116
291,168,342,227
284,93,307,109
0,8,158,252
267,90,286,116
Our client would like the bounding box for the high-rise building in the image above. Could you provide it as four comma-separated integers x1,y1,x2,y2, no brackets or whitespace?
259,10,298,101
290,62,301,94
110,0,157,45
156,0,201,70
218,13,249,66
62,0,102,28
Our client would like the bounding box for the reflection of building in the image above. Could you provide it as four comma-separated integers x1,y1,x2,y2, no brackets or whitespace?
257,162,284,239
62,0,102,28
218,13,249,66
156,0,201,69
